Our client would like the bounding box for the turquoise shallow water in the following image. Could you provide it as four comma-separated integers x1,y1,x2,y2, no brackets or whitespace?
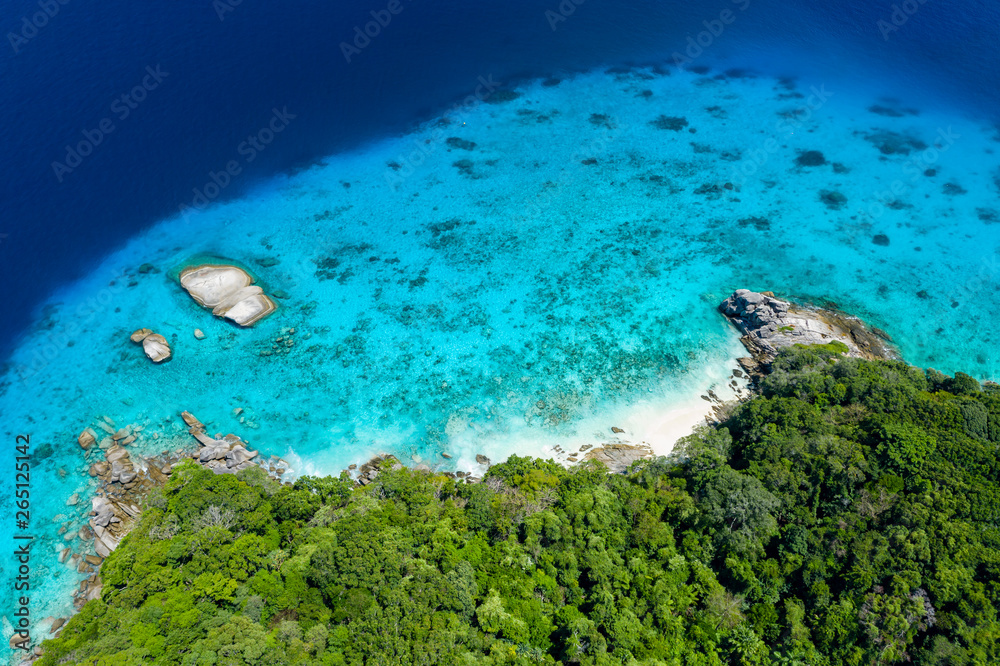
2,64,1000,652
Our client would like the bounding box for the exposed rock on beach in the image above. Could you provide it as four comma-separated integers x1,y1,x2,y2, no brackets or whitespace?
583,443,653,473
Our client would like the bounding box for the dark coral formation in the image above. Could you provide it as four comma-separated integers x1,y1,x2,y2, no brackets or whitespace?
650,115,689,131
589,113,615,129
795,150,827,167
819,190,848,210
484,89,521,104
977,208,998,224
739,216,771,231
864,130,928,155
452,159,479,178
694,182,724,199
446,137,476,151
868,105,917,117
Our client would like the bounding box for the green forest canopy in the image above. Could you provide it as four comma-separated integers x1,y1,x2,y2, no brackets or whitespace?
37,345,1000,665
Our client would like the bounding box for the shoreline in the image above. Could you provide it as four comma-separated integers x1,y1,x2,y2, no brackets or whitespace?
8,288,888,663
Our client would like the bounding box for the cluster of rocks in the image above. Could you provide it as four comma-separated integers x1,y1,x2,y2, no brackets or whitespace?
10,614,77,658
551,442,595,464
76,419,173,575
352,454,404,485
89,496,135,559
346,452,494,485
719,289,895,379
32,412,296,656
78,418,143,453
129,328,172,363
181,411,264,474
179,263,277,327
259,327,297,358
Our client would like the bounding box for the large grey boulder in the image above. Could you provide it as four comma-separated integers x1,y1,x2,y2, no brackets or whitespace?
225,445,258,468
178,264,277,327
583,444,653,474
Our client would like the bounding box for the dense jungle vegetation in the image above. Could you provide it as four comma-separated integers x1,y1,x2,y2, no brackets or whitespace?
38,345,1000,665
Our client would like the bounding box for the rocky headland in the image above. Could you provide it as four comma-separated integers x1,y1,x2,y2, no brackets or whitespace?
719,289,896,381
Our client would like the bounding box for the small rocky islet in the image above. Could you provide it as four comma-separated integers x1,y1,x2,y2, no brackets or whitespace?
178,263,278,328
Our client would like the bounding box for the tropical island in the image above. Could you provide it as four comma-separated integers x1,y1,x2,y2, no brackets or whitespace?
23,291,1000,665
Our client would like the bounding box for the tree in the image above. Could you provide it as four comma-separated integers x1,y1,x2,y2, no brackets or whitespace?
698,466,780,555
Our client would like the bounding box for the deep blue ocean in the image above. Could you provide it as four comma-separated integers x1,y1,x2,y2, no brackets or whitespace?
2,0,999,355
2,0,1000,657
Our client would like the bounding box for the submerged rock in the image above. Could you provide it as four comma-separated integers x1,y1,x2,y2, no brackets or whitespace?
77,428,96,450
180,411,203,429
179,264,277,327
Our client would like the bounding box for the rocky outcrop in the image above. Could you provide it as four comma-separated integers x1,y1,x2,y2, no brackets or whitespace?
353,454,403,485
720,289,895,379
90,497,125,558
179,264,277,327
180,411,265,475
29,414,292,662
130,328,172,363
